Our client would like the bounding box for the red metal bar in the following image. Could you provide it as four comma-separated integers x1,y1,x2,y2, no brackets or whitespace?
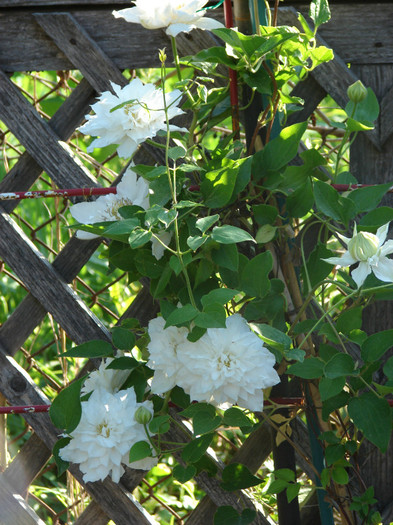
224,0,240,139
0,187,117,201
0,405,50,414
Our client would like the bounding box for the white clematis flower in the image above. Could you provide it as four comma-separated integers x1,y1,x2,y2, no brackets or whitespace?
79,78,186,158
59,388,156,483
147,314,280,411
324,222,393,288
147,316,189,394
69,166,149,240
81,357,131,396
69,166,171,260
113,0,224,38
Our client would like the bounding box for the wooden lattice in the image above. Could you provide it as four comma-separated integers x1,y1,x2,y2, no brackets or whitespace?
0,1,393,524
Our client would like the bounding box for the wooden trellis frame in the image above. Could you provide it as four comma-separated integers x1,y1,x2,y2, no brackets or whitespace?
0,1,392,524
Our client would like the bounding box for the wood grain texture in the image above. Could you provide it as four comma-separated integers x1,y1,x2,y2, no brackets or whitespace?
73,501,109,525
34,13,127,92
0,475,46,525
0,78,96,215
0,208,112,345
2,433,51,497
0,70,98,189
0,9,223,72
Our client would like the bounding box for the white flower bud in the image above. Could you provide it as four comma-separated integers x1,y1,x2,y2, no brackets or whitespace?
134,406,153,425
348,231,379,261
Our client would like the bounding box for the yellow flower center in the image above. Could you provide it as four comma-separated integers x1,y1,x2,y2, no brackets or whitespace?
96,422,111,438
348,231,379,261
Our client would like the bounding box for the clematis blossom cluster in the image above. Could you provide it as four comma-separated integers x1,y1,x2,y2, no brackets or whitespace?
59,358,156,483
113,0,224,38
79,78,185,159
69,166,172,259
324,222,393,288
147,314,280,411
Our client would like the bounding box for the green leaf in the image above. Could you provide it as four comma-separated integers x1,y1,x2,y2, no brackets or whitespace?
112,327,136,350
240,251,272,298
158,208,177,228
252,323,291,352
50,378,84,432
324,353,355,379
322,392,351,421
336,307,363,335
201,288,238,308
196,214,220,234
302,242,335,293
129,441,152,463
60,340,113,358
221,463,263,491
128,229,152,249
201,166,238,208
252,204,278,226
173,464,197,484
212,243,239,271
214,507,256,525
191,46,237,68
134,249,165,278
149,415,170,434
187,234,208,251
103,218,140,238
346,87,380,124
360,207,393,228
182,433,214,463
288,357,324,379
325,444,345,466
53,438,70,477
314,180,356,224
287,483,301,503
211,225,255,244
348,393,391,452
383,356,393,380
152,263,173,298
256,224,277,244
223,407,253,428
347,183,391,213
165,304,198,328
319,376,346,401
252,122,308,179
332,466,349,485
193,411,222,436
286,179,314,218
194,303,227,328
106,356,139,370
180,402,216,419
361,330,393,362
168,146,186,160
170,386,191,409
309,0,331,29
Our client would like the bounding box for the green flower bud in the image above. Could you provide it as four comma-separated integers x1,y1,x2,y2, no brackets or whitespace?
348,231,379,261
134,406,153,425
158,48,167,64
347,80,367,104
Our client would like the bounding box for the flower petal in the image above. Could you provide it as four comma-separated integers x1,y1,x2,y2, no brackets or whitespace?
351,262,371,287
376,222,390,245
323,251,357,267
380,239,393,257
371,256,393,283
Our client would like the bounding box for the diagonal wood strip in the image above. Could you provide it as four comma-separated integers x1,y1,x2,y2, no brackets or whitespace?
379,82,393,146
34,13,127,92
0,475,46,525
0,78,96,214
0,68,98,189
278,7,381,151
0,208,112,345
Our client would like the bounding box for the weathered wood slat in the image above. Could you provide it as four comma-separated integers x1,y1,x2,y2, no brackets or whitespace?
0,69,98,189
1,0,129,4
379,82,393,145
0,475,46,525
34,12,127,92
287,75,327,126
0,208,112,345
73,501,109,525
2,433,51,497
0,78,96,214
